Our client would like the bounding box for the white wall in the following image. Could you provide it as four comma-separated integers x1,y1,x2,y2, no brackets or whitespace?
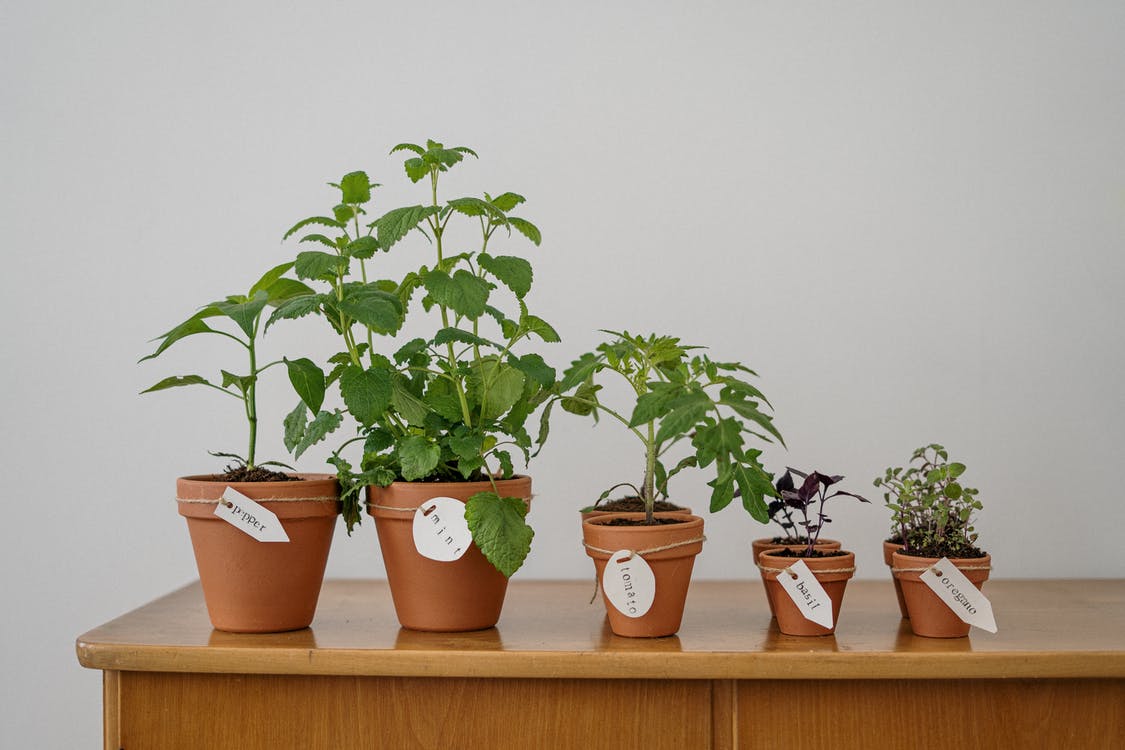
3,1,1123,746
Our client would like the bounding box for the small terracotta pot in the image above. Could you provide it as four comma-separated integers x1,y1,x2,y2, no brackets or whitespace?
582,513,705,638
892,551,991,638
368,476,532,632
883,540,909,619
758,549,856,636
752,538,841,617
177,474,340,633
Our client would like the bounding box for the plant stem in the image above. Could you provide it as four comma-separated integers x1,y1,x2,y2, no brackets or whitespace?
644,422,656,525
430,168,473,429
247,335,258,469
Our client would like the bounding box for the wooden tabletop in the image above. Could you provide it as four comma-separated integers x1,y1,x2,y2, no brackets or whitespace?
76,579,1125,680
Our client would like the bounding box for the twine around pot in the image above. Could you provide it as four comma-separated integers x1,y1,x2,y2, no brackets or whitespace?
583,536,707,603
756,562,856,578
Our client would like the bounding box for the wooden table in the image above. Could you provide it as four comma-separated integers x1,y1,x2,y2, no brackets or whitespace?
76,579,1125,749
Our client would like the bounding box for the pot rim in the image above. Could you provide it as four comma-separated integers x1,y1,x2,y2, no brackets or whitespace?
890,550,992,581
758,549,856,581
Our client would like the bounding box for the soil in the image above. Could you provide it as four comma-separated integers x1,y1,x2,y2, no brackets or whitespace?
899,544,987,559
207,465,297,483
602,517,690,527
590,497,686,513
769,548,849,558
769,535,811,545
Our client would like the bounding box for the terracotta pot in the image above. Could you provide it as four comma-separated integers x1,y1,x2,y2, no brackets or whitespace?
758,549,856,636
883,540,909,619
367,476,532,632
582,512,705,637
752,537,841,617
892,551,992,638
177,474,340,633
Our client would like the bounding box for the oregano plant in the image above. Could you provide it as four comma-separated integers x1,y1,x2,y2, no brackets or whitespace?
273,140,556,577
556,331,781,525
140,264,314,479
873,444,984,558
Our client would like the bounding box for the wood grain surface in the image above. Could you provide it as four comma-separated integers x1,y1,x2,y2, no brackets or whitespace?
77,579,1125,680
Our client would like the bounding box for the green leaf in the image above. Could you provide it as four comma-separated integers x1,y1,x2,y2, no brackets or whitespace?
628,385,681,427
140,374,212,393
214,290,269,339
520,314,560,343
489,192,525,212
285,357,326,413
373,205,440,250
397,435,441,480
465,491,533,577
283,216,344,241
733,462,770,523
364,428,394,454
478,253,532,298
507,217,541,246
338,286,403,334
295,251,348,281
508,353,555,387
394,338,429,364
265,294,322,331
494,449,515,478
249,262,295,298
719,396,784,446
139,310,219,362
709,464,735,512
390,142,425,156
449,431,483,461
345,236,379,259
468,359,526,420
283,402,307,452
447,197,509,225
433,327,500,349
561,380,602,416
403,158,428,182
423,269,490,320
339,365,393,426
220,369,253,395
656,399,711,445
294,410,342,459
948,463,967,478
263,278,315,305
339,171,372,204
945,483,963,499
391,376,429,426
297,233,340,250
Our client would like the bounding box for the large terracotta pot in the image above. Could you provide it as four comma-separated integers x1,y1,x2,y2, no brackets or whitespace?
582,512,705,638
758,549,856,636
892,551,992,638
367,476,531,632
883,539,909,618
177,474,340,633
752,537,841,617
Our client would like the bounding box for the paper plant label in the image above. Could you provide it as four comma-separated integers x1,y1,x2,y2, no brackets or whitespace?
775,559,834,629
412,497,472,562
214,487,289,542
602,550,655,618
920,557,997,633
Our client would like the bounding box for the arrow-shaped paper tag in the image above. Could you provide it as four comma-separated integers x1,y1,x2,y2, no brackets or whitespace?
919,557,997,633
774,559,834,629
213,487,290,542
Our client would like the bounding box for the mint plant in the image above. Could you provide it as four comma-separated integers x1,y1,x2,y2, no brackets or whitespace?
140,264,314,479
272,140,555,577
558,331,781,525
773,468,869,556
873,444,984,558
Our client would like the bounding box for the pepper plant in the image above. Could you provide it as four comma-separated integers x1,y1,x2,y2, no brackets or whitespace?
140,264,314,478
772,468,869,556
272,140,556,577
557,331,781,525
873,444,983,557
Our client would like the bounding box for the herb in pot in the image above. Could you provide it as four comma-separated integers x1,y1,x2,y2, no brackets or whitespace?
140,264,314,480
276,140,555,576
558,331,781,525
873,443,984,558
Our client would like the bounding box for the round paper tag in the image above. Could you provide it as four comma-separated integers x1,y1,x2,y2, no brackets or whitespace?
412,497,472,562
601,549,655,618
